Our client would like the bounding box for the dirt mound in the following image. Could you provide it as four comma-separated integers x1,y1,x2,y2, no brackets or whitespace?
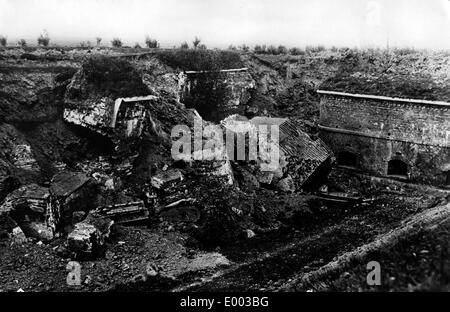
320,50,450,101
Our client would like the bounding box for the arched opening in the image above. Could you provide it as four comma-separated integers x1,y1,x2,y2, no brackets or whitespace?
337,151,357,168
387,159,408,177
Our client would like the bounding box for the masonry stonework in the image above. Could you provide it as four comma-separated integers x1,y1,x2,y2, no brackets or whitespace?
318,90,450,187
178,68,255,122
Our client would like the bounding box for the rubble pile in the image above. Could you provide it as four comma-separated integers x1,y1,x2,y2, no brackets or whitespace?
67,211,114,259
0,184,53,241
0,124,41,199
0,170,99,242
222,115,334,193
0,53,336,258
49,171,99,229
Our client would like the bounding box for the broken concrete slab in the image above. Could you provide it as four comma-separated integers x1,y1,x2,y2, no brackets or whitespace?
151,169,184,190
20,221,54,242
50,170,99,228
0,213,27,244
222,115,334,191
63,97,114,137
95,199,149,224
0,124,41,200
64,95,159,144
0,184,55,241
11,226,27,244
0,184,50,216
11,144,41,172
67,212,114,259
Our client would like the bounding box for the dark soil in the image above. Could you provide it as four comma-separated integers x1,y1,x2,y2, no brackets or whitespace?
296,221,450,292
183,189,438,291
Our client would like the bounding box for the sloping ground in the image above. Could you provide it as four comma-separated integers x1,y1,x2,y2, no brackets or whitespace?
284,205,450,292
0,226,233,292
0,172,446,292
320,50,450,101
177,188,445,291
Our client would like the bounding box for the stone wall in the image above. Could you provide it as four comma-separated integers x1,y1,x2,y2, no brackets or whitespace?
178,68,255,122
318,90,450,187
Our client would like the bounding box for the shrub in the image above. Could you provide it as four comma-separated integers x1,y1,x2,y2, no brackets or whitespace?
228,44,237,51
80,55,150,98
17,39,26,47
134,43,141,49
239,44,250,52
0,35,7,47
393,47,417,56
96,37,102,46
180,41,189,49
37,30,50,46
277,45,288,54
111,38,123,48
198,44,207,50
79,41,91,48
254,44,266,54
306,45,326,53
145,36,159,48
289,47,305,55
193,36,201,49
266,45,278,54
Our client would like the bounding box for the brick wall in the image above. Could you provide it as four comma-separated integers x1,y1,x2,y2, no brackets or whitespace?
318,91,450,187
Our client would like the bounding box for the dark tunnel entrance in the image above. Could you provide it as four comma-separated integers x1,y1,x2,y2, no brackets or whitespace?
387,159,408,178
337,151,357,168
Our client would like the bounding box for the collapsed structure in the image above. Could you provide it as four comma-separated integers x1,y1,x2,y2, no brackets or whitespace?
222,115,334,192
178,68,255,122
318,90,450,187
0,55,335,253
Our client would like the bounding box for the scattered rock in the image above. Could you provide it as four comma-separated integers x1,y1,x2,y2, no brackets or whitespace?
11,226,27,244
277,175,295,192
246,229,256,238
151,170,184,190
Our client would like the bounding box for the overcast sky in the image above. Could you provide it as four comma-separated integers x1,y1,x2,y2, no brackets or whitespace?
0,0,449,49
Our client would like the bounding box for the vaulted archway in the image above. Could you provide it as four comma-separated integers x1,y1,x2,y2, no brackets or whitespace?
387,159,408,177
337,151,357,168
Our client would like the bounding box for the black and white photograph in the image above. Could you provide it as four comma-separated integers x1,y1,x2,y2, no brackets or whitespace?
0,0,450,303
